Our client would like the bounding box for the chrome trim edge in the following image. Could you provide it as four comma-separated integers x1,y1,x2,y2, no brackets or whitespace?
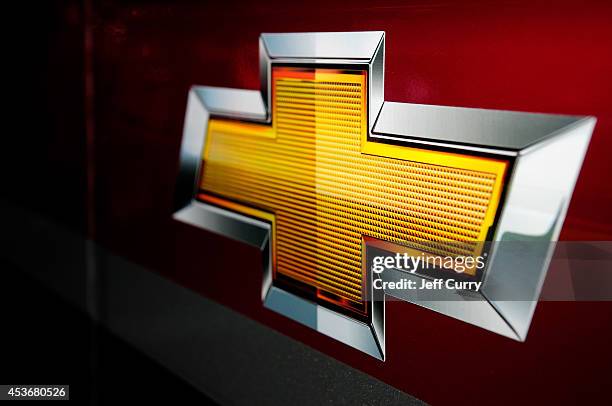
372,101,587,152
261,31,385,60
483,117,596,340
264,287,384,360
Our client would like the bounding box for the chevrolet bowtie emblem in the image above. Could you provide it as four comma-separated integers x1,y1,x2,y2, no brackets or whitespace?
173,31,595,360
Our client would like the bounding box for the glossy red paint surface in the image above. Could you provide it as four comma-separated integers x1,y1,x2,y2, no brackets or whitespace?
90,1,612,404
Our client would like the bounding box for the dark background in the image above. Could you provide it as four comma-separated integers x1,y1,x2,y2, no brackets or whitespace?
3,0,612,404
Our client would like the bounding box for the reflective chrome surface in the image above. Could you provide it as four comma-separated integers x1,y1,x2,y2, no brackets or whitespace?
195,87,267,121
373,101,587,151
265,287,383,359
261,31,384,59
483,117,596,340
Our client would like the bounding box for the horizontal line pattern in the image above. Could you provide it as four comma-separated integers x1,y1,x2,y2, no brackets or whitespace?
200,68,501,308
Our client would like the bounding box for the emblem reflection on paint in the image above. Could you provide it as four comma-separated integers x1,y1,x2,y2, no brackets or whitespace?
173,31,595,360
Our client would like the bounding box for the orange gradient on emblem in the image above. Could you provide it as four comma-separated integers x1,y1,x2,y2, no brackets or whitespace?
197,66,507,317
